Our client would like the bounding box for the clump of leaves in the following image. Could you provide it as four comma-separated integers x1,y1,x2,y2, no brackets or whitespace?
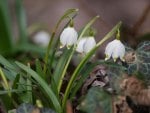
78,87,112,113
125,41,150,82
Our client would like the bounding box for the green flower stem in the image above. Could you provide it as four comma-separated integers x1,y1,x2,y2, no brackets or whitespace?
116,29,120,40
62,21,122,109
57,16,100,93
43,9,79,75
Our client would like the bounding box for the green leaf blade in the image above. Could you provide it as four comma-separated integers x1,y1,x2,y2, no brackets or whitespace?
0,0,13,55
15,61,62,113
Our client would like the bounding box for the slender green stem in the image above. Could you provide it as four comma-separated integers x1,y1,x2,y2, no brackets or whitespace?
62,21,122,109
116,29,120,40
43,9,79,75
57,16,100,93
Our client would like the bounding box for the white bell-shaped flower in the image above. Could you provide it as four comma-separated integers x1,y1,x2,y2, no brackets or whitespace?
33,31,50,47
60,26,78,49
76,38,87,53
83,36,96,54
105,39,125,62
76,36,96,54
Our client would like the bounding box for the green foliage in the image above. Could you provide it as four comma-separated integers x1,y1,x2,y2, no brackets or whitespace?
0,0,13,55
0,0,48,56
16,61,62,113
127,41,150,80
15,0,28,44
16,103,56,113
79,87,112,113
17,103,34,113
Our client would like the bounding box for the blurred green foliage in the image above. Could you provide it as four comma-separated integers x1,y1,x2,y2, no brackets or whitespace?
0,0,13,55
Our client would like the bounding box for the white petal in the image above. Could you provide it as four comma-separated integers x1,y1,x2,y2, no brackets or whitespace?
105,42,115,59
112,40,125,58
83,37,96,54
60,27,78,48
112,47,120,59
67,28,78,46
118,43,125,61
76,38,87,53
60,28,69,46
33,31,50,47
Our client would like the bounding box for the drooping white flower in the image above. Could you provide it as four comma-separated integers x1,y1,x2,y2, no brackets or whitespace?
32,31,50,47
76,38,87,53
105,39,125,62
60,26,78,49
76,36,96,54
83,36,96,54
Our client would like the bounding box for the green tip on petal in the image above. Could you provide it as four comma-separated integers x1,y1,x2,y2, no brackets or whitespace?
105,57,109,61
113,57,117,62
121,57,125,62
36,100,43,108
60,44,64,49
105,54,109,61
67,45,72,49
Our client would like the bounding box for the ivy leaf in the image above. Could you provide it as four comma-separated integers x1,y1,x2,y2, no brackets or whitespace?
16,103,56,113
106,63,126,94
126,41,150,80
16,103,34,113
78,87,112,113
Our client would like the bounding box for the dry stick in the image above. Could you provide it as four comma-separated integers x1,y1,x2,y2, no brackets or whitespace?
66,101,73,113
131,4,150,37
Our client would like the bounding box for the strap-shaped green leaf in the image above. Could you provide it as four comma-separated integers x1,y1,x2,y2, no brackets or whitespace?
16,61,62,113
15,0,28,44
0,0,13,55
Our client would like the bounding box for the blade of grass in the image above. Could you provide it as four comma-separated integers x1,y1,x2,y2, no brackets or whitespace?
0,0,13,55
62,21,122,109
0,67,11,97
2,68,16,80
26,63,33,103
16,43,46,54
0,55,18,81
35,59,44,78
16,61,62,113
12,74,20,89
52,48,73,93
0,55,16,70
0,89,25,95
15,0,28,44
